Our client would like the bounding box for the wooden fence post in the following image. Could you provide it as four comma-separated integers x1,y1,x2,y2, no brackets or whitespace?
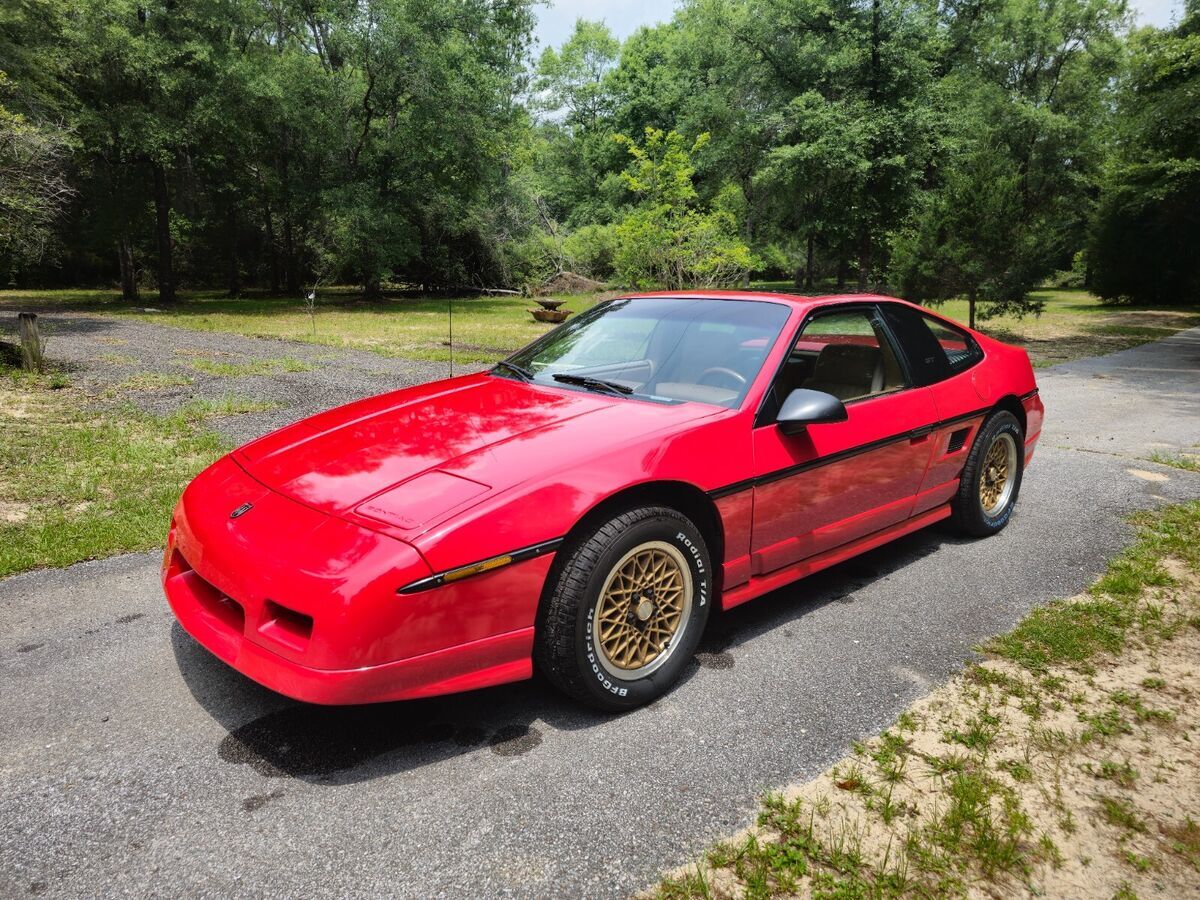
18,312,44,373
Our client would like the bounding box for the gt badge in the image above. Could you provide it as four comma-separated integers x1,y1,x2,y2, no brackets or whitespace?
229,502,253,519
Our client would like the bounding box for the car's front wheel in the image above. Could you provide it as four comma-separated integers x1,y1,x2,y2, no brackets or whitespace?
951,409,1024,537
535,506,712,711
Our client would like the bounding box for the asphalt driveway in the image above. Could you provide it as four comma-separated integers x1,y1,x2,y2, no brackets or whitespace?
1,324,1198,898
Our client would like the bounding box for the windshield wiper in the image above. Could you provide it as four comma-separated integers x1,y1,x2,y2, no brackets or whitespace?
493,360,534,381
551,373,634,396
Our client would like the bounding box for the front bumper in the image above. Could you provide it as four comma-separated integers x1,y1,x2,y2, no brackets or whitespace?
165,558,533,703
162,455,549,704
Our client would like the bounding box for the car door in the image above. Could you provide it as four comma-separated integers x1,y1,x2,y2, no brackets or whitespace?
877,303,990,517
748,304,939,576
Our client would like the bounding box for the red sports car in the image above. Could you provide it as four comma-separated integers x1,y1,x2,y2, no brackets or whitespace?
163,292,1043,710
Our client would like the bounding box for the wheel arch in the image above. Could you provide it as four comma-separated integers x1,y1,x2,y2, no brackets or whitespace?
535,480,726,630
993,394,1027,434
562,480,725,570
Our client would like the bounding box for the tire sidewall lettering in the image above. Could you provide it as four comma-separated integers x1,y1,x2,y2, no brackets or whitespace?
580,522,710,698
675,530,708,606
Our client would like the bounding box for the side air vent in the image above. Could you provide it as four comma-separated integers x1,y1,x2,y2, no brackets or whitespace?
947,428,970,453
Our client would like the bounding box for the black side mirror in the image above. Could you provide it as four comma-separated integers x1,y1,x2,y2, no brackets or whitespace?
776,388,848,435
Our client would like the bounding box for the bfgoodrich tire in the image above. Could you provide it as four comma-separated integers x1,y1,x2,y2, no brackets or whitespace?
535,506,712,711
951,409,1024,537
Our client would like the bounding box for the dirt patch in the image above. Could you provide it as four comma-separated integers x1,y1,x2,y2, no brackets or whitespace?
649,566,1200,898
1127,468,1170,483
1097,310,1200,329
0,500,30,523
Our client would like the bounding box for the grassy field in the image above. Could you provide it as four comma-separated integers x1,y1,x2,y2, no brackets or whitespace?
651,501,1200,899
0,363,275,577
2,286,1196,367
0,287,614,365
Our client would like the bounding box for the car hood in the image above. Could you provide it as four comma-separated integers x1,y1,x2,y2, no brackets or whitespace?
234,373,719,521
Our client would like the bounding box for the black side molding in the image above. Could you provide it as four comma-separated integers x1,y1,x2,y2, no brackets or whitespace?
397,537,565,595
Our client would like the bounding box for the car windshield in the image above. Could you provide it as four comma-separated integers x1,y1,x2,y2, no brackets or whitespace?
499,297,792,408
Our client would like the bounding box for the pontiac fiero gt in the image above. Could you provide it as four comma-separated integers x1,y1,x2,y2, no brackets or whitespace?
163,292,1043,710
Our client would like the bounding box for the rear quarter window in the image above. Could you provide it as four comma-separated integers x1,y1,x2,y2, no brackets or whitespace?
921,315,982,374
878,304,982,386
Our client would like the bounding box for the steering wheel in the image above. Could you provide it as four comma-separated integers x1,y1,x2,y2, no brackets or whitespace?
697,367,747,390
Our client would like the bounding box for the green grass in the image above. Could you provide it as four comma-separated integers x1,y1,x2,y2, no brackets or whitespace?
98,353,139,366
185,356,314,377
982,502,1200,673
1092,759,1138,789
1098,795,1147,834
8,285,1191,368
1148,450,1200,473
0,370,259,576
114,371,195,391
167,396,281,423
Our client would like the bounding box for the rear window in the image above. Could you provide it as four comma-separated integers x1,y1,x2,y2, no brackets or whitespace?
921,315,981,374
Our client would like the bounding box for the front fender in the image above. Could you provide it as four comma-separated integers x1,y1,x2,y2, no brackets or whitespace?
409,409,751,576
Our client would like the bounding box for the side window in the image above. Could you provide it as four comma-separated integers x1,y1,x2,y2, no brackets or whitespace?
920,315,982,375
760,308,908,422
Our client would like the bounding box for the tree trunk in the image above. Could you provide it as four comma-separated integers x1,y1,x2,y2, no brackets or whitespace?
262,199,281,294
968,288,977,329
226,205,240,298
151,162,176,303
805,232,815,290
282,207,299,295
363,274,381,298
279,141,300,296
117,230,138,301
837,256,848,290
857,229,872,292
740,191,754,289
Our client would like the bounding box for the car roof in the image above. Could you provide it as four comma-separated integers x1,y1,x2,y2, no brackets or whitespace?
620,290,920,315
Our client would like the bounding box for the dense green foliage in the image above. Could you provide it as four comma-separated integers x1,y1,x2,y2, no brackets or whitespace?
1090,1,1200,304
0,0,1196,311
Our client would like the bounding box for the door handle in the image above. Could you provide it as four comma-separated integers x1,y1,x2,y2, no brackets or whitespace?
909,428,933,444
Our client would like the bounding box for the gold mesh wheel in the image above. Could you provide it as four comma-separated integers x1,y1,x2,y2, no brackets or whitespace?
592,541,693,681
979,432,1018,517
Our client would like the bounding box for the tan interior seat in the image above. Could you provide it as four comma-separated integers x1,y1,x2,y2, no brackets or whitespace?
802,344,885,401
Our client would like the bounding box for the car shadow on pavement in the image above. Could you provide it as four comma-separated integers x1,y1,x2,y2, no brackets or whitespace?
694,524,972,662
173,523,971,786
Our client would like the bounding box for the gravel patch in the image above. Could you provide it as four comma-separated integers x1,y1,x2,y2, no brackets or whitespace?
0,310,483,444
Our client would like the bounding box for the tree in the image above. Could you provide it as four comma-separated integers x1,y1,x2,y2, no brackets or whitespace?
724,0,938,289
0,0,1167,303
59,0,247,303
892,138,1042,327
1090,2,1200,304
0,90,73,271
613,128,755,288
528,20,624,227
535,19,619,131
894,0,1126,320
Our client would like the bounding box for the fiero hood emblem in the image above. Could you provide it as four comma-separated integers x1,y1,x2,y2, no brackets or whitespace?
229,502,254,519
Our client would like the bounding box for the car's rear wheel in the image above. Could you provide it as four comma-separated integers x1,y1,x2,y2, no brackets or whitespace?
951,409,1024,537
535,506,712,711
